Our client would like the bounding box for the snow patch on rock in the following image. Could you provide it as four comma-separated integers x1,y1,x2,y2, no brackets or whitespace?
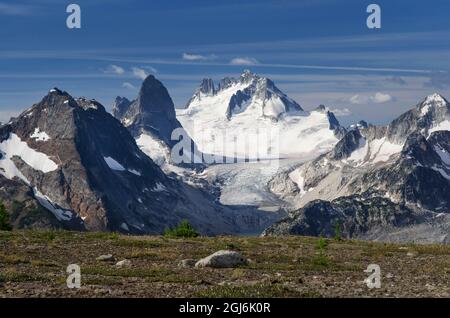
104,156,126,171
30,128,51,142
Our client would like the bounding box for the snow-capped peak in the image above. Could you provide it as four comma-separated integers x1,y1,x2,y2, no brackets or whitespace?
185,70,303,120
240,69,257,83
177,71,345,159
422,93,448,108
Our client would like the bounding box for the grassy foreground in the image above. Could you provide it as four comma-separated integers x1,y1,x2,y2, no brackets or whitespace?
0,230,449,298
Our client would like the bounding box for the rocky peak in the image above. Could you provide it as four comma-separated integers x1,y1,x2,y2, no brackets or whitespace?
315,105,327,112
329,129,363,160
113,75,183,147
137,75,176,120
423,93,448,106
418,93,449,116
239,69,257,83
218,77,235,91
386,93,450,144
112,96,132,118
198,78,216,96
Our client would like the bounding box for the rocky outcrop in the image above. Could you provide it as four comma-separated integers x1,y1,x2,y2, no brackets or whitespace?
262,196,419,238
112,96,132,119
113,75,182,147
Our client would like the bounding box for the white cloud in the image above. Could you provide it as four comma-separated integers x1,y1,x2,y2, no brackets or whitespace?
349,92,393,105
131,67,148,80
330,108,352,116
182,53,217,61
122,82,138,90
229,57,259,65
371,92,393,103
105,64,125,75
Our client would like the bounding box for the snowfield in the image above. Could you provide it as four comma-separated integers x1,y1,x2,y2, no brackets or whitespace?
343,137,404,166
177,81,338,160
136,133,171,166
0,133,58,182
104,156,126,171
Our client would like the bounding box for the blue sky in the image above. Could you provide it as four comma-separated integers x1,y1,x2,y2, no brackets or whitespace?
1,0,450,126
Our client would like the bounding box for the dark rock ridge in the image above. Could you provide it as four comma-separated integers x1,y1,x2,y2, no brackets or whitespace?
0,88,275,234
113,75,199,165
262,196,419,238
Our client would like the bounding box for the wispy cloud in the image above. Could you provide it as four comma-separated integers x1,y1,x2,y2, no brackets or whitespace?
104,64,125,75
122,82,138,90
131,67,148,80
0,3,34,16
387,76,407,85
330,108,352,116
424,71,450,89
349,92,393,105
182,53,217,61
229,57,259,65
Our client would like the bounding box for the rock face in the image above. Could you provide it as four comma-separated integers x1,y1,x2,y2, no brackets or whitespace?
195,250,248,268
113,75,182,147
265,93,450,243
0,88,275,235
112,97,132,119
113,75,196,165
262,196,419,238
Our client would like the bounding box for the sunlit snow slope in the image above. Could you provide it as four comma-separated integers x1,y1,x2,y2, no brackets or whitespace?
177,70,343,160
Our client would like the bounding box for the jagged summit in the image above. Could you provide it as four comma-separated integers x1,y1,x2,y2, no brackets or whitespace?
112,96,132,119
178,71,345,159
113,75,182,147
185,70,304,120
423,93,448,105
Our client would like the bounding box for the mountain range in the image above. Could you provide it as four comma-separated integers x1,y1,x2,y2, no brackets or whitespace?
0,87,276,235
265,94,450,242
0,71,449,243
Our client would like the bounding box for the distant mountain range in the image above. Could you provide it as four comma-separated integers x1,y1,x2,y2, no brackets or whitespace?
265,94,450,243
0,71,449,242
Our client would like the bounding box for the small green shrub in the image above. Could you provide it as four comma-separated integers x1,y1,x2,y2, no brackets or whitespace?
334,221,342,241
317,236,328,252
164,220,199,238
0,202,12,231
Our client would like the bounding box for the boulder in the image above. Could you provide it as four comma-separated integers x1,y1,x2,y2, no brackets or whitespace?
178,259,197,268
195,250,248,268
115,259,131,268
96,254,115,262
